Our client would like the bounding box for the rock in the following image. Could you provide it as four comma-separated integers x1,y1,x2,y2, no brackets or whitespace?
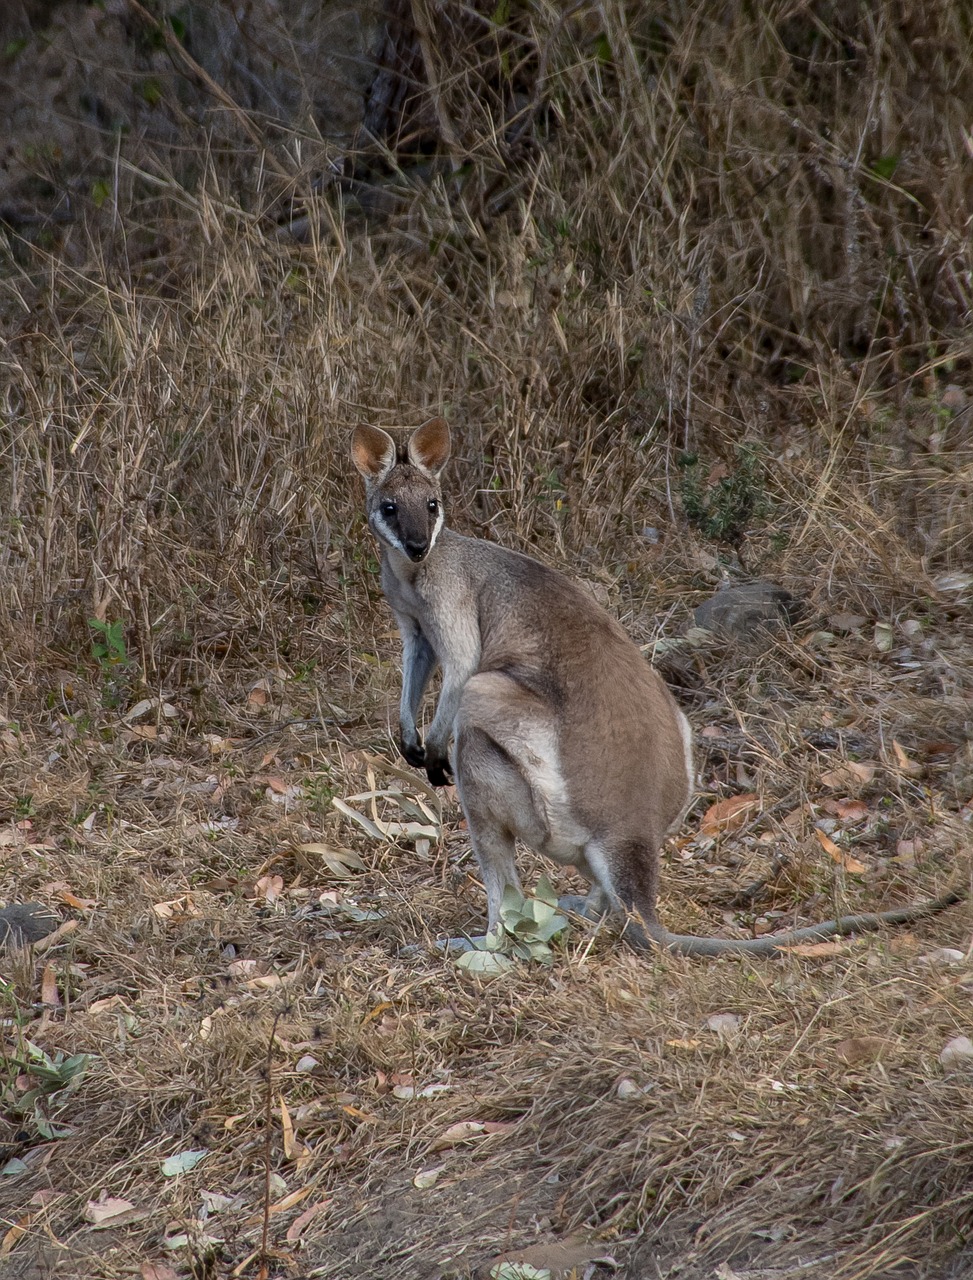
693,581,801,644
0,903,61,946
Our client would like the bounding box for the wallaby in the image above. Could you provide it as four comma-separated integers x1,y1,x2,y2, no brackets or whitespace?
352,418,965,956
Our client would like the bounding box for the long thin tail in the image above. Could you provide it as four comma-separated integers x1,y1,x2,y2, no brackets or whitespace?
624,887,968,957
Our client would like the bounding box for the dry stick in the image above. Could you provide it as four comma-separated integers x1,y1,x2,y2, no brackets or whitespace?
258,1009,284,1280
125,0,294,184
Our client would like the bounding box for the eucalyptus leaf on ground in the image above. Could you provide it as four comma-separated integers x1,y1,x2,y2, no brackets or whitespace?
160,1149,209,1177
456,949,515,976
297,842,366,877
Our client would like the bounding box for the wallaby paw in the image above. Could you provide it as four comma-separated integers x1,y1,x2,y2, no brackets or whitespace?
556,894,591,915
434,936,478,955
425,754,454,787
400,738,426,769
557,894,606,922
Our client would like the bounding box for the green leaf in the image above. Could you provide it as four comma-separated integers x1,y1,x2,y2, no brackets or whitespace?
161,1149,209,1177
456,949,515,976
870,154,900,181
491,1263,552,1279
533,875,558,907
139,77,162,106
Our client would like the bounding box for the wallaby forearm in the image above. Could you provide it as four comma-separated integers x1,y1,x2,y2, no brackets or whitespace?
397,614,437,754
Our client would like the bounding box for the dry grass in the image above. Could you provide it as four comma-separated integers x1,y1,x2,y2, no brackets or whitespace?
1,2,972,1277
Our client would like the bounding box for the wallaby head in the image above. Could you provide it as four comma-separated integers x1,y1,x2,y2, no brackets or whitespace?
351,419,451,564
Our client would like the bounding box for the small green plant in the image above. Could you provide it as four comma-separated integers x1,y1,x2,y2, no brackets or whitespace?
456,877,569,975
678,444,771,544
2,1040,90,1141
88,618,127,671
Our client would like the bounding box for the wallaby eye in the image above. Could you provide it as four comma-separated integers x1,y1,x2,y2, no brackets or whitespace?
380,501,397,517
427,499,439,514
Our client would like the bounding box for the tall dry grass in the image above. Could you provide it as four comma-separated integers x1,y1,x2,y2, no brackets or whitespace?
1,0,970,699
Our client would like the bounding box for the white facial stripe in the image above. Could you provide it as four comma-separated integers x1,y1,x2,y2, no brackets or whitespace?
371,510,407,555
427,506,445,554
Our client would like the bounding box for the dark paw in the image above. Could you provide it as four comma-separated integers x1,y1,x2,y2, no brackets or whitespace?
425,754,454,788
400,737,426,769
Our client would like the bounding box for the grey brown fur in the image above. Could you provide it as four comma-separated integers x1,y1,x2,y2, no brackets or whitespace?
352,420,965,956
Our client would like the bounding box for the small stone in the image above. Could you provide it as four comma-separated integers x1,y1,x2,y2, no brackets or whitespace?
940,1035,973,1067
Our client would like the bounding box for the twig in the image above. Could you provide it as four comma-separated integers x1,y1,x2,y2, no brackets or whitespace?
257,1009,284,1280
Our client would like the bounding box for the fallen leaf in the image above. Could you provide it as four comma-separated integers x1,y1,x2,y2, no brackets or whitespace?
412,1166,445,1189
141,1264,179,1280
834,799,869,822
160,1149,209,1177
84,1194,138,1226
829,611,867,632
296,842,366,877
248,678,271,707
0,1215,30,1257
699,794,759,838
430,1120,493,1150
339,1105,380,1123
895,838,925,861
814,827,867,874
834,1036,890,1065
265,1186,313,1217
56,890,97,911
244,973,294,991
152,896,200,921
920,948,967,966
820,761,877,789
940,1035,973,1067
615,1077,654,1100
39,964,59,1007
665,1037,702,1050
285,1198,331,1243
253,875,284,904
933,571,973,593
259,775,289,794
126,724,158,740
873,621,894,652
705,1012,741,1038
279,1095,311,1169
891,739,923,777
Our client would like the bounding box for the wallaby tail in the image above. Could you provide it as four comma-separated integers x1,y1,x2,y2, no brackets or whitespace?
622,887,967,957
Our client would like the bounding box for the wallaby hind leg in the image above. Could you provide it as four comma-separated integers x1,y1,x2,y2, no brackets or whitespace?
453,721,549,931
556,838,662,947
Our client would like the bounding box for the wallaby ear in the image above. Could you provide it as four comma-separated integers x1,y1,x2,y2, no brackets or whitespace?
407,417,451,477
351,424,397,482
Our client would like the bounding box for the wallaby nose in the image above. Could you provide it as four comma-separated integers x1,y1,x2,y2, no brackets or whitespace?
405,540,428,562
